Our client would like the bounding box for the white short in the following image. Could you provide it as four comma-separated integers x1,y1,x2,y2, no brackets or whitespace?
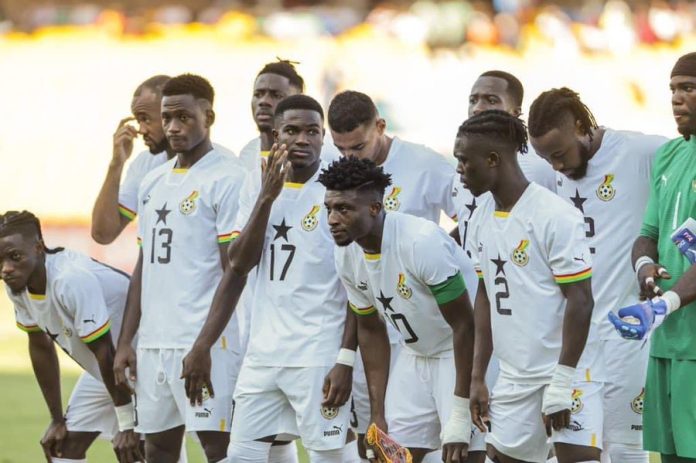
134,347,240,434
65,372,118,439
231,363,351,451
602,337,649,445
385,349,485,452
487,379,603,463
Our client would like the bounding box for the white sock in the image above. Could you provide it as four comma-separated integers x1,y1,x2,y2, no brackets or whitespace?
606,442,649,463
269,441,299,463
421,451,441,463
307,448,344,463
227,440,272,463
52,459,86,463
342,440,361,463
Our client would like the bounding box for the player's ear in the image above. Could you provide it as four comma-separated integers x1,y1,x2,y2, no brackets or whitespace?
205,109,215,128
369,200,383,216
512,106,522,117
487,151,500,167
375,118,386,135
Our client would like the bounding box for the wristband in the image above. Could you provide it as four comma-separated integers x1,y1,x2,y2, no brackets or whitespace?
661,290,681,313
442,396,472,445
541,364,575,415
336,348,356,367
115,402,136,431
634,256,654,275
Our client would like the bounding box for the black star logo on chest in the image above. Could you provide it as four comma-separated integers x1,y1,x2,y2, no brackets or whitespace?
377,290,394,312
465,197,478,217
45,327,59,342
155,203,171,225
570,189,587,214
491,254,507,276
272,219,292,242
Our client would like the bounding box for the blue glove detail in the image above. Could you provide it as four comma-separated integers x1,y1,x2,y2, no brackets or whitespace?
608,299,667,341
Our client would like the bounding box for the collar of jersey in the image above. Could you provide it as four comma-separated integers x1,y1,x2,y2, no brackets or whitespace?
28,291,46,300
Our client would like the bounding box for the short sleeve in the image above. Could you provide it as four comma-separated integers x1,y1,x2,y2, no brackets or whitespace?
334,248,377,316
13,299,41,333
426,156,457,219
230,170,262,238
547,206,593,285
640,147,665,240
119,152,152,221
57,270,112,343
465,210,483,279
214,173,244,245
412,226,462,287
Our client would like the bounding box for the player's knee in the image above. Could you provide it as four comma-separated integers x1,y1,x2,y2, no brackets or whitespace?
58,431,98,458
306,447,344,463
269,441,298,463
226,440,272,463
604,442,648,463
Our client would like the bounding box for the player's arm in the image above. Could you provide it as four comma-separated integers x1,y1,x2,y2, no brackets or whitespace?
114,250,142,387
470,278,492,432
322,304,358,408
228,145,288,276
91,117,138,244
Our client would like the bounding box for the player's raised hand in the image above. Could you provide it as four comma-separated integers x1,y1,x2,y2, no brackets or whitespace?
181,346,214,406
113,429,144,463
469,379,490,433
637,262,670,300
40,418,68,462
322,363,352,408
260,143,290,201
112,117,138,165
113,344,137,393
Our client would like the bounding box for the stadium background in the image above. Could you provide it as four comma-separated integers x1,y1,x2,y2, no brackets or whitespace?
0,0,691,460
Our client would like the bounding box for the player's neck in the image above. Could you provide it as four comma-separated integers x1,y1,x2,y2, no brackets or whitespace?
587,126,606,159
259,131,274,151
374,135,393,166
357,212,385,254
492,168,529,212
27,260,47,295
287,159,321,184
175,138,213,168
165,148,176,160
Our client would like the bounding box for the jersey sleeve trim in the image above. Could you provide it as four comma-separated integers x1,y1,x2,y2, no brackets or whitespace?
118,204,137,221
136,237,143,247
428,272,467,305
16,321,42,333
218,232,239,244
81,320,112,343
284,182,304,189
475,268,483,279
554,268,592,284
349,302,377,316
260,150,270,158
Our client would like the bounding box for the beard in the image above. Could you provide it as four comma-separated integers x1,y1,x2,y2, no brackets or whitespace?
566,140,591,180
148,136,170,155
677,121,696,141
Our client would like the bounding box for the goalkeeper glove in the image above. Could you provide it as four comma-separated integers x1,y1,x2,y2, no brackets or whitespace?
608,291,680,341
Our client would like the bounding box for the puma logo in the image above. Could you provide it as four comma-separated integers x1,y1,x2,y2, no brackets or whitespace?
357,281,368,291
83,316,96,324
573,256,586,263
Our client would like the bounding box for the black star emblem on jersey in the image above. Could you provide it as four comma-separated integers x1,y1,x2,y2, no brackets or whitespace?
45,327,59,342
465,197,478,217
155,203,171,225
570,189,587,214
377,290,394,312
272,219,292,242
491,254,507,276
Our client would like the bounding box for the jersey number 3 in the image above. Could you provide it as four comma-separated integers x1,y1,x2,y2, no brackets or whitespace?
150,228,173,264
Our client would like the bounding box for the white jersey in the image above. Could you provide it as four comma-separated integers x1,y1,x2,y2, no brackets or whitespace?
235,165,347,367
467,183,596,383
238,134,341,175
336,212,471,357
380,137,457,222
555,129,667,340
136,149,245,349
9,249,130,380
118,143,236,221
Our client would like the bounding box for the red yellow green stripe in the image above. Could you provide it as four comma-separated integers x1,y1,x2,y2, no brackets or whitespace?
260,150,270,158
349,303,377,316
118,204,136,221
136,237,143,247
81,320,111,343
475,268,483,279
555,268,592,284
218,231,239,244
16,321,42,333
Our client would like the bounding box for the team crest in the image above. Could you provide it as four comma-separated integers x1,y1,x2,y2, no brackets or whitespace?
511,240,530,267
596,174,616,201
631,388,644,414
179,191,199,215
201,386,211,402
301,205,321,231
63,327,73,338
384,187,402,211
321,405,339,420
396,273,413,299
571,389,584,414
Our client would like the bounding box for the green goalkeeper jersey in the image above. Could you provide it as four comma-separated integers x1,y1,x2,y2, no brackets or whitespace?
640,136,696,359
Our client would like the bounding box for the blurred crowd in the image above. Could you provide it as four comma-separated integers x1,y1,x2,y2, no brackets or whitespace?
1,0,695,53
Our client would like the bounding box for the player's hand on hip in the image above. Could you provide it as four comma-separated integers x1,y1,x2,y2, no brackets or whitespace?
637,263,670,300
40,418,68,462
260,143,290,201
322,363,352,407
469,379,490,433
114,344,137,392
113,429,144,463
112,117,138,165
181,346,214,406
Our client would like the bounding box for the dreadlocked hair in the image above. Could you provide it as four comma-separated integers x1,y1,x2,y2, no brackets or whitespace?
318,156,392,196
0,211,63,253
257,58,305,92
457,109,528,154
528,87,598,140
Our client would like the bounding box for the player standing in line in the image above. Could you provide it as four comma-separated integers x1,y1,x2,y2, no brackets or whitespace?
458,110,601,463
451,70,556,253
0,211,140,463
113,74,245,463
321,156,482,463
527,87,667,463
91,75,235,245
182,95,353,463
611,52,696,463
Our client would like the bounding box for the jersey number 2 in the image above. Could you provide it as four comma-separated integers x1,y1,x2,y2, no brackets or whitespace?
494,277,511,315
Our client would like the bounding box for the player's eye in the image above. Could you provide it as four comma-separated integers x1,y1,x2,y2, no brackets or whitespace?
308,129,319,135
162,115,171,123
469,96,477,104
253,91,262,98
271,91,284,99
285,127,296,135
10,252,22,261
488,97,499,104
179,115,189,122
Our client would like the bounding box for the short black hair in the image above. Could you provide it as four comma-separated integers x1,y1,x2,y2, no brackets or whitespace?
327,90,378,133
274,94,324,121
162,74,215,104
457,109,528,154
133,75,171,98
257,59,304,92
528,87,598,140
0,211,63,254
479,70,524,107
318,156,392,196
